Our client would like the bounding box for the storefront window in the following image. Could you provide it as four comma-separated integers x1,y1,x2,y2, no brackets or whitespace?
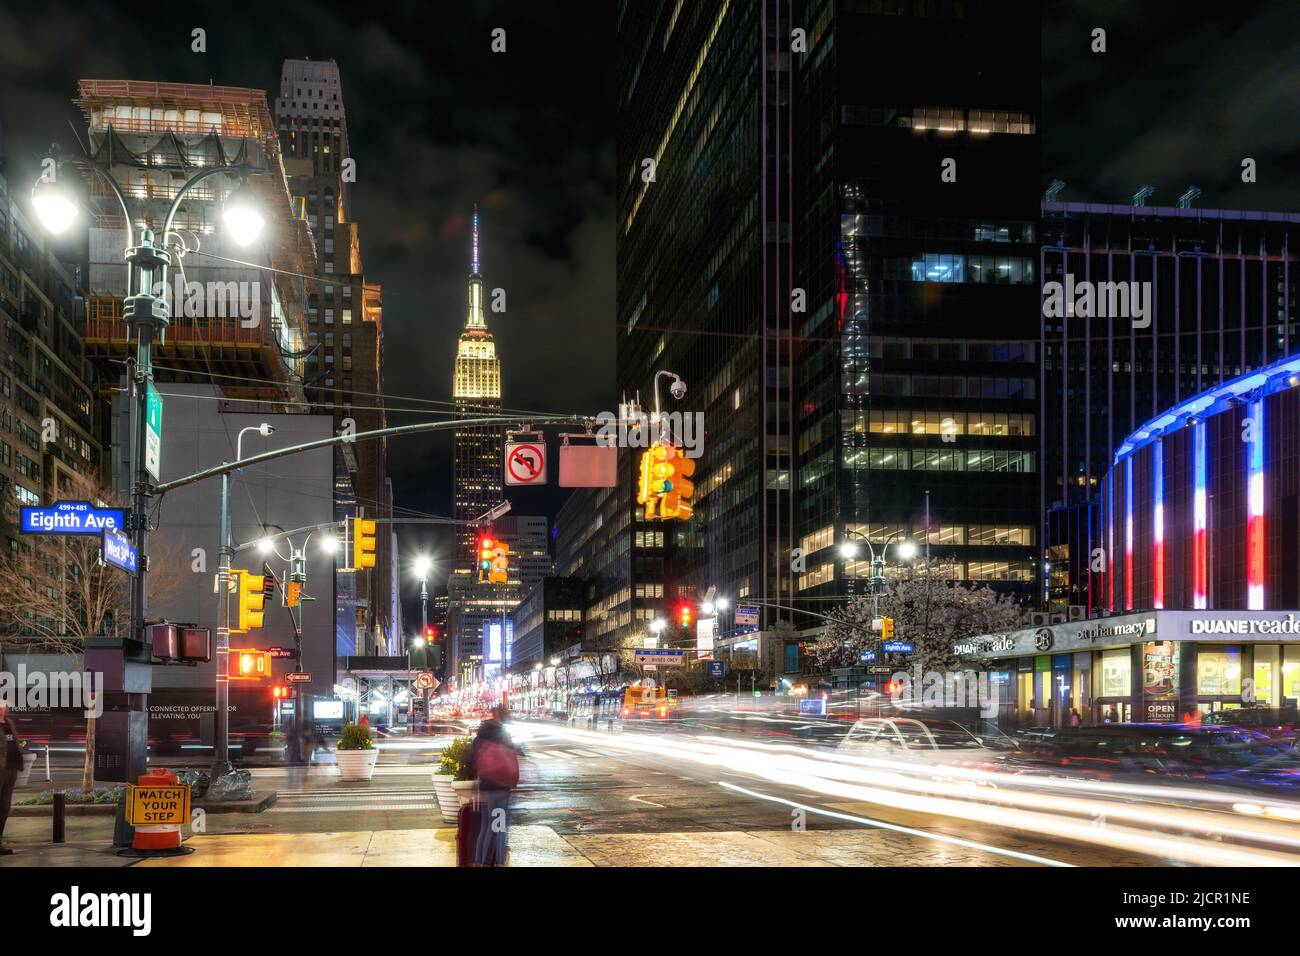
1098,647,1130,697
1284,646,1300,703
1197,646,1242,696
1254,645,1279,708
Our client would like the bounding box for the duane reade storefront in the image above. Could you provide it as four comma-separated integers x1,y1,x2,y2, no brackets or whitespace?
952,610,1300,728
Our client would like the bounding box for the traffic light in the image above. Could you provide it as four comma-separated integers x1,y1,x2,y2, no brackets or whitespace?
272,684,291,700
881,616,895,640
652,442,696,520
285,581,302,608
230,648,271,681
353,517,377,569
636,442,696,521
478,537,494,583
489,541,509,584
678,602,693,630
261,563,277,605
424,625,437,642
236,570,266,632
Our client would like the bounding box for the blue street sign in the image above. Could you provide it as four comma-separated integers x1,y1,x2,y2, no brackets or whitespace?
21,500,126,536
101,528,138,575
882,641,914,653
707,660,725,678
858,650,876,662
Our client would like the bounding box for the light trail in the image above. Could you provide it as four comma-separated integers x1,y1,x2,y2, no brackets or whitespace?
717,781,1074,867
527,723,1300,866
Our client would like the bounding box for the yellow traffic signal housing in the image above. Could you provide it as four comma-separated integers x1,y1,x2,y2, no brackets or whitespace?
285,581,302,608
237,571,266,632
478,536,495,583
636,448,658,519
489,541,510,584
636,442,697,521
353,517,377,569
653,443,696,520
881,616,895,640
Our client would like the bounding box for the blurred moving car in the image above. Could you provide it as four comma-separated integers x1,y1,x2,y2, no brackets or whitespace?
1011,724,1300,788
1200,708,1300,741
837,716,1019,764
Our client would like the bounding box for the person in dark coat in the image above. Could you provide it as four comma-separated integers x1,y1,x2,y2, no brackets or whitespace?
466,706,521,865
0,701,24,856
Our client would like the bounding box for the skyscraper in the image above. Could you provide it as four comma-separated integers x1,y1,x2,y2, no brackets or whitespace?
792,0,1041,608
274,59,393,654
452,208,503,566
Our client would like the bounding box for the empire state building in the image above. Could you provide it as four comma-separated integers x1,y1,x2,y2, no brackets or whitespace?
452,208,503,566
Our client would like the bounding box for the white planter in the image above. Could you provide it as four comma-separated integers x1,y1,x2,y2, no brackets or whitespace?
433,776,459,824
452,779,478,809
15,752,35,786
335,748,379,782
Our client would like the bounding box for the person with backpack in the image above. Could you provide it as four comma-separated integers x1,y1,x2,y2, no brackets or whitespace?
465,705,521,866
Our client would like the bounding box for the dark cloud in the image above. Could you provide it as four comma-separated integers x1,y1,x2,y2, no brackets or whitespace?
1043,0,1300,209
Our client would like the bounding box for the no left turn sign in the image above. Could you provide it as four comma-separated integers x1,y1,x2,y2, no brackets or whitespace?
505,441,547,486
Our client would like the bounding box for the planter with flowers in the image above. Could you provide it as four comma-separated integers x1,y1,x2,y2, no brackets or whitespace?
335,722,378,781
433,736,473,823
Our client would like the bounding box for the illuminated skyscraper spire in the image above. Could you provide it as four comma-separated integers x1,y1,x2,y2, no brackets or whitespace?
472,203,480,275
465,205,487,330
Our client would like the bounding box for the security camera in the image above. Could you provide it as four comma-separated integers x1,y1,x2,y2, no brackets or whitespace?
670,378,687,400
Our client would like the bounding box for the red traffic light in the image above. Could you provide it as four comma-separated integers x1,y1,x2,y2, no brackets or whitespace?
424,625,437,641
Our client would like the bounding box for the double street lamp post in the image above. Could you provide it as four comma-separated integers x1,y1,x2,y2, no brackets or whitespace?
33,149,266,778
838,529,918,618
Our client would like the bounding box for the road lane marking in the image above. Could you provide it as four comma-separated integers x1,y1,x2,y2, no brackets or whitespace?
717,781,1073,868
629,794,666,809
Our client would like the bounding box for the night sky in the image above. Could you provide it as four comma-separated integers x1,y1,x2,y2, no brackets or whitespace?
0,0,616,619
2,1,1298,625
1043,0,1300,209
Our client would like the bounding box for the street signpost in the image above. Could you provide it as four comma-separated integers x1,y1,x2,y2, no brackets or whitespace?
285,672,312,684
707,660,725,678
734,605,760,627
145,382,163,482
859,651,877,662
504,440,546,486
415,671,436,690
101,528,139,575
882,642,915,653
21,500,126,536
269,646,295,659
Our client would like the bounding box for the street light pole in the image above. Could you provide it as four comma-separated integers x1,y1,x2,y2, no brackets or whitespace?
213,424,275,776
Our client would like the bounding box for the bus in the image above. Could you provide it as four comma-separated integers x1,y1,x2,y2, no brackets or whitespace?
623,684,670,719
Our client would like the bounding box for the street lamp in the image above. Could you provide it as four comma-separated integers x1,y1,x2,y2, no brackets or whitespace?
840,528,916,616
31,176,80,235
411,554,434,732
221,181,266,247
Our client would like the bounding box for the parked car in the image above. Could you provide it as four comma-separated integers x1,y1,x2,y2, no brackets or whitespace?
1200,708,1300,741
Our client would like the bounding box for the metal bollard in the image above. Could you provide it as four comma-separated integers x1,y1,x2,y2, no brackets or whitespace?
52,790,66,844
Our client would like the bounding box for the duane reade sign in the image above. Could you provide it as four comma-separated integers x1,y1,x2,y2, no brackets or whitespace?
1189,614,1300,636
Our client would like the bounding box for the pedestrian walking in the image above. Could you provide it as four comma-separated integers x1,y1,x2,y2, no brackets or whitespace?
0,700,24,856
465,705,521,866
1069,707,1082,728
